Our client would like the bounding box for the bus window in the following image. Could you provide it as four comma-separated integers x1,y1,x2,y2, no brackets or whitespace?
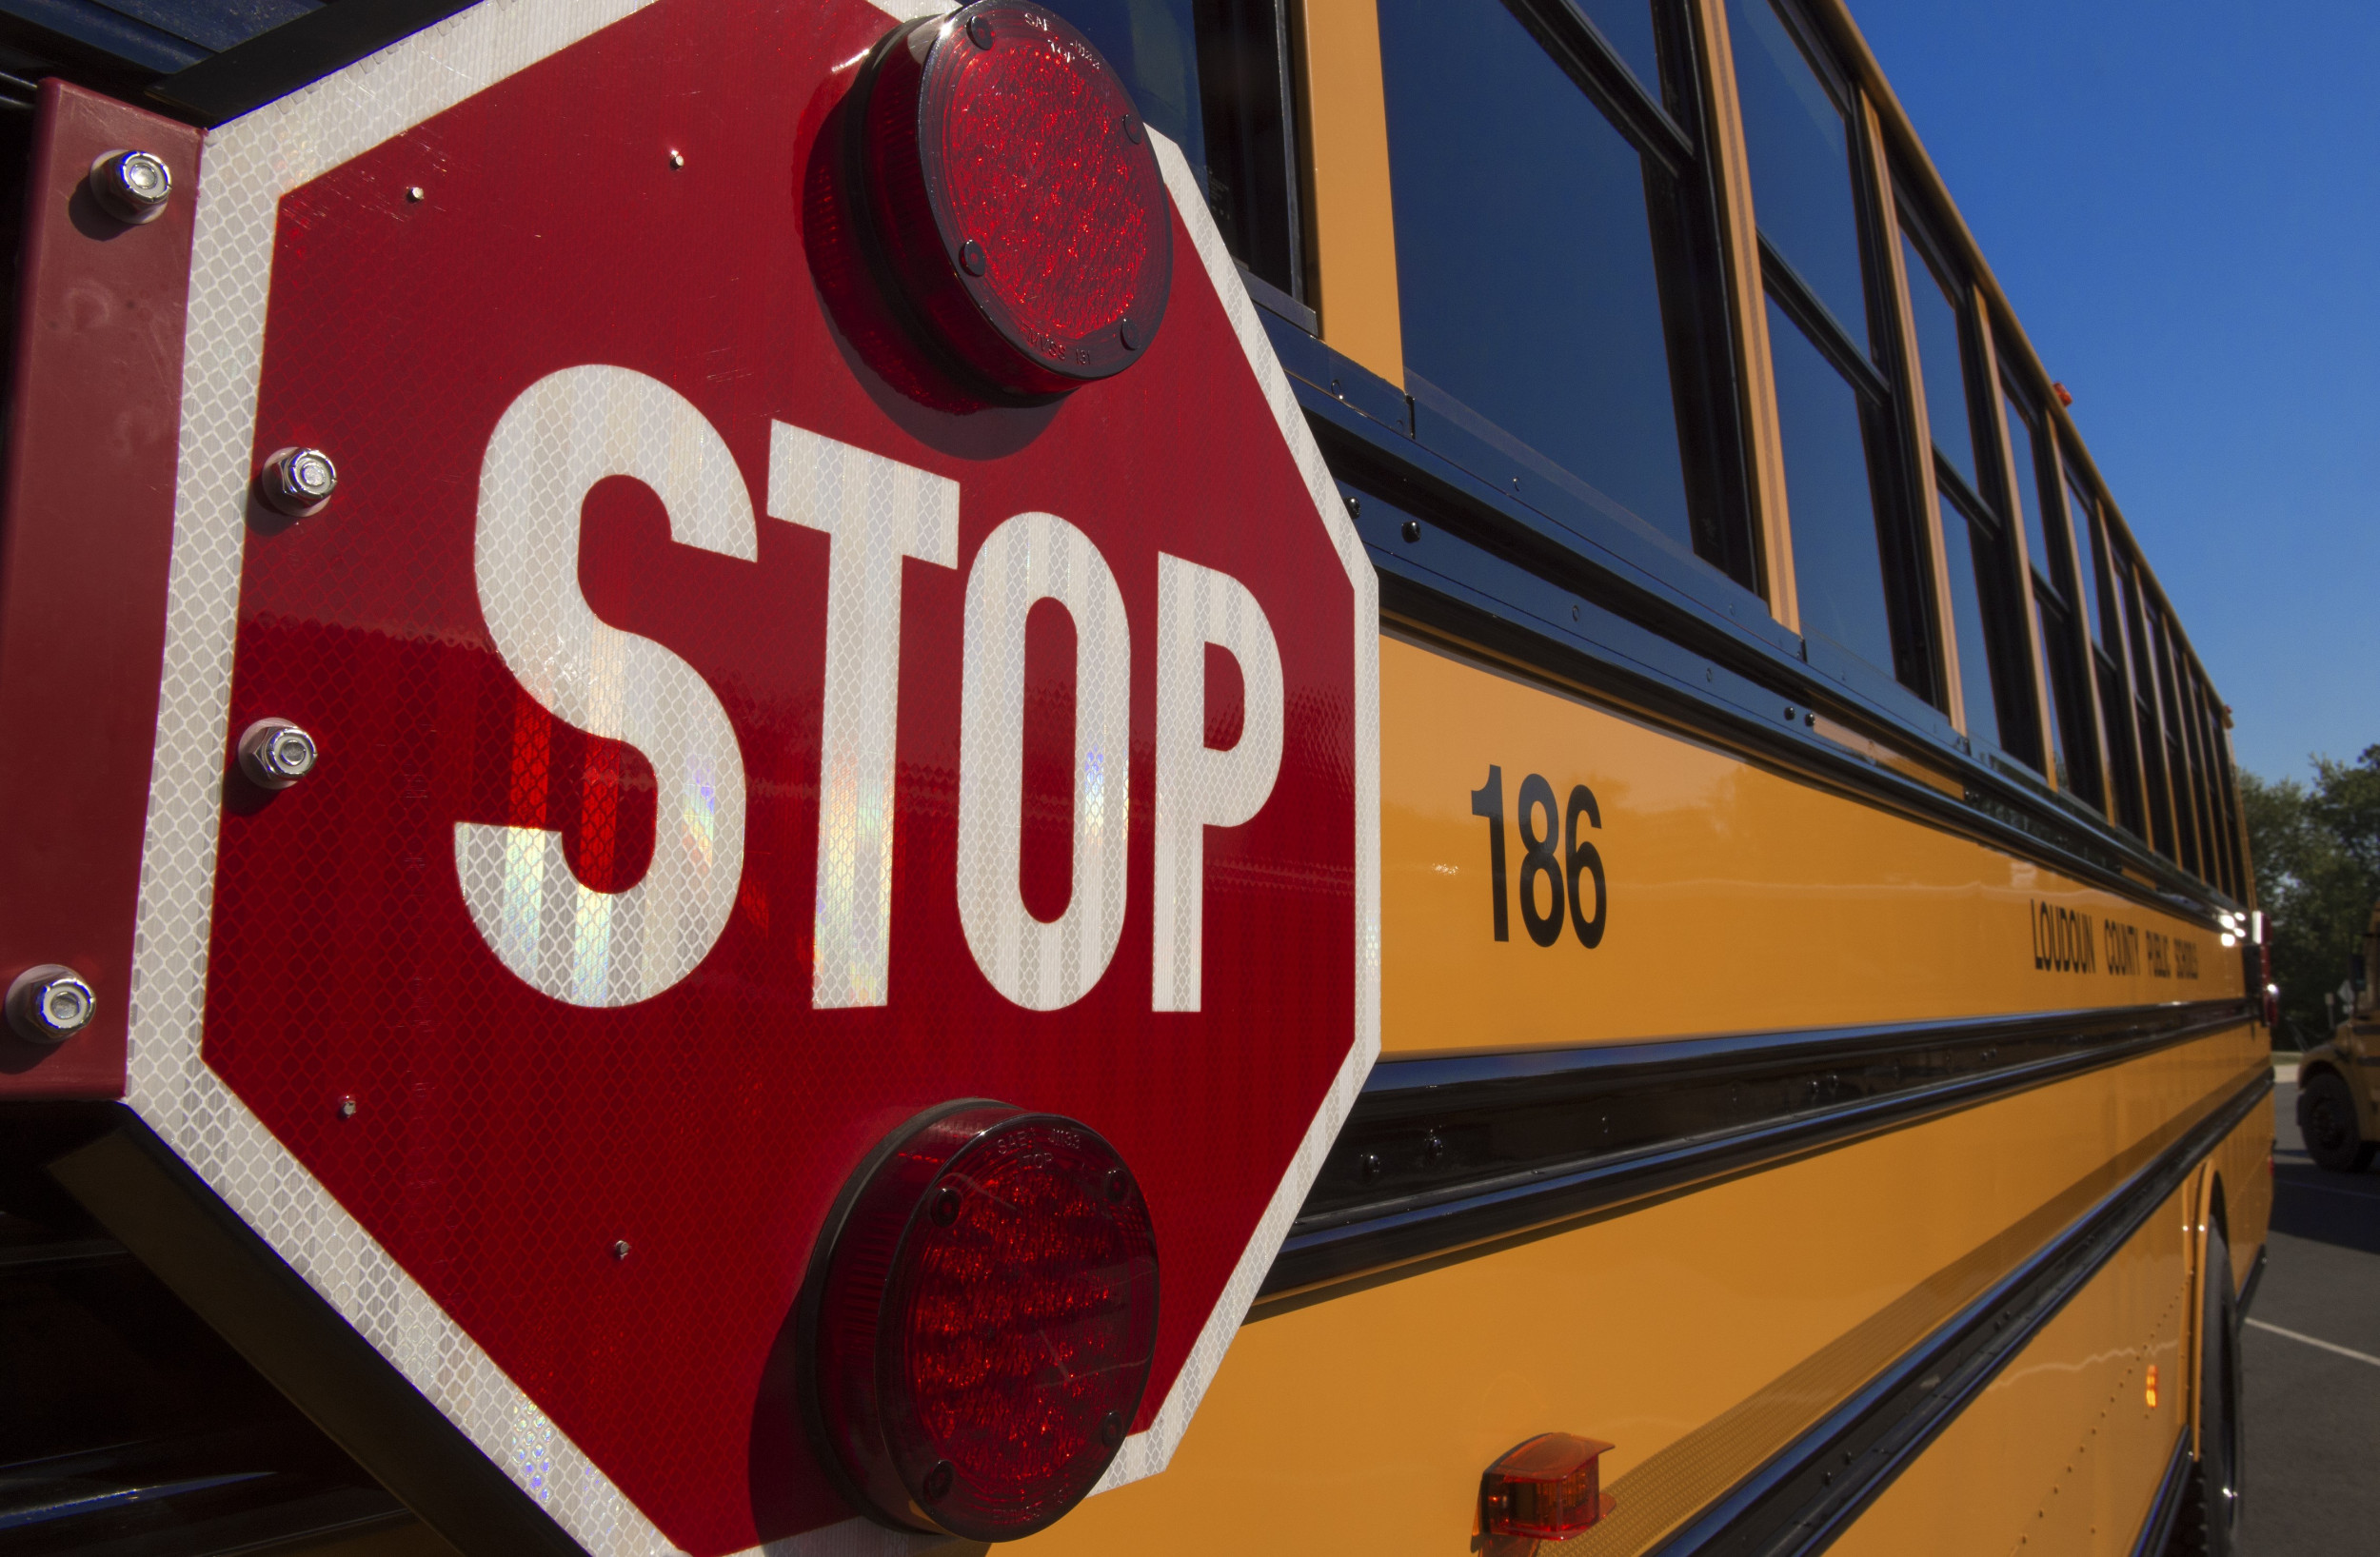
1575,0,1662,100
1899,229,1977,489
1192,0,1302,302
1055,0,1207,186
1894,208,2038,759
1768,296,1897,679
2006,386,2096,803
1935,494,2002,749
1378,0,1740,577
2070,478,2147,837
1725,0,1868,353
2150,609,2201,875
2119,560,2177,857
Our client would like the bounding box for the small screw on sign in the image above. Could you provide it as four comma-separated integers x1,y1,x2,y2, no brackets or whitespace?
612,1240,631,1261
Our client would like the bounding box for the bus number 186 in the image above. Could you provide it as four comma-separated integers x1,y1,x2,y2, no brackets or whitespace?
1467,764,1607,949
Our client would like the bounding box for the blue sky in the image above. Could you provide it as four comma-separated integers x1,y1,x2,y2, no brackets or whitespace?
1849,0,2380,783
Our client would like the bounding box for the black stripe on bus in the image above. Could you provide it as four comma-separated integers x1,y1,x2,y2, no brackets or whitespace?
1261,998,2250,1299
1645,1071,2268,1557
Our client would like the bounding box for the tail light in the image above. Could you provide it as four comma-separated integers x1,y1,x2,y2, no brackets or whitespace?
1481,1432,1615,1541
849,0,1171,397
803,1102,1158,1540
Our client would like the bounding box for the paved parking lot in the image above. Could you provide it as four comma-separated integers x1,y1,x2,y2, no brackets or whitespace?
2236,1078,2380,1554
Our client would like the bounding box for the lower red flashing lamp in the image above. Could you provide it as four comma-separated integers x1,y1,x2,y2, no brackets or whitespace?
1482,1432,1616,1541
803,1102,1159,1542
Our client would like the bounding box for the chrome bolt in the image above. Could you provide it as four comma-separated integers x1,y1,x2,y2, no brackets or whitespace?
338,1095,359,1118
667,149,685,168
257,446,339,518
7,965,95,1045
239,719,320,789
405,185,426,202
89,149,172,224
965,13,994,49
612,1239,632,1260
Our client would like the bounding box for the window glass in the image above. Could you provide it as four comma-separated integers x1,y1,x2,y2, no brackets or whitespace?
1936,496,2000,749
1381,0,1700,558
1051,0,1207,176
2033,597,2093,797
1726,0,1866,350
1769,296,1893,673
2100,660,2142,835
1898,230,1974,489
2072,477,2112,649
1577,0,1661,97
2003,393,2053,588
1195,0,1300,293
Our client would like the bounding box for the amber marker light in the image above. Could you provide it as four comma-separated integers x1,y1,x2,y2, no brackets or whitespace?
1482,1433,1616,1541
2146,1364,2159,1409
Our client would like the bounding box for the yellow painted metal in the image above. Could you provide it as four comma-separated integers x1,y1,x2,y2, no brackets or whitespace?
1294,0,1404,386
1831,1103,2269,1557
1828,1187,2190,1557
1013,1030,2264,1557
1379,633,2239,1056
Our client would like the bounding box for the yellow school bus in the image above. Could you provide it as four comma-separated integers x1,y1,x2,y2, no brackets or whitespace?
1016,0,2272,1553
0,0,2265,1554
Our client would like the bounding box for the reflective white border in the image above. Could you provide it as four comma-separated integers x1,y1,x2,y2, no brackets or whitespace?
129,0,1379,1550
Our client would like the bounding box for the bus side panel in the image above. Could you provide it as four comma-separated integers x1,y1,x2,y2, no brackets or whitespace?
2214,1102,2272,1297
1833,1093,2269,1557
1826,1181,2190,1557
1378,636,2241,1057
1008,1029,2260,1557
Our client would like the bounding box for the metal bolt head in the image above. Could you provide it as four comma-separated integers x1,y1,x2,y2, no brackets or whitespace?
89,149,172,224
612,1239,632,1260
959,238,987,277
667,149,685,168
7,965,95,1045
258,446,339,518
239,719,319,789
965,13,994,49
338,1094,359,1118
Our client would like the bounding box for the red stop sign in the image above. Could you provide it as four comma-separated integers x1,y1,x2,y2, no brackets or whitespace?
126,1,1378,1552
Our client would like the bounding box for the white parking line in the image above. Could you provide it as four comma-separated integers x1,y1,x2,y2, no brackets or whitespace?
2247,1319,2380,1370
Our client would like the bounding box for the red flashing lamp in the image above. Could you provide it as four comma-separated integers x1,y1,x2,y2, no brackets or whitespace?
1482,1433,1616,1541
803,1103,1159,1541
851,0,1172,398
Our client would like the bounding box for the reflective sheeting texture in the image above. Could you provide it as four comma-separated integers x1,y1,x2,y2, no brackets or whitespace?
958,512,1133,1012
767,421,960,1010
1151,553,1282,1012
130,0,1378,1548
458,365,754,1007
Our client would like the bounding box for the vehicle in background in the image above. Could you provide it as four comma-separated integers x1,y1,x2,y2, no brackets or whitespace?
2299,902,2378,1172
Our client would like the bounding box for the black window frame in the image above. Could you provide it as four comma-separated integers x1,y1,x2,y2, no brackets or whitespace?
1740,0,1941,710
1998,374,2098,806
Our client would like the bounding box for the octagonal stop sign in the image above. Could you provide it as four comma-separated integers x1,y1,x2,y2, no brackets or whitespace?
124,0,1378,1551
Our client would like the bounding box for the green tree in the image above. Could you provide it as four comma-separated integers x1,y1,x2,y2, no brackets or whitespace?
2240,745,2380,1047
